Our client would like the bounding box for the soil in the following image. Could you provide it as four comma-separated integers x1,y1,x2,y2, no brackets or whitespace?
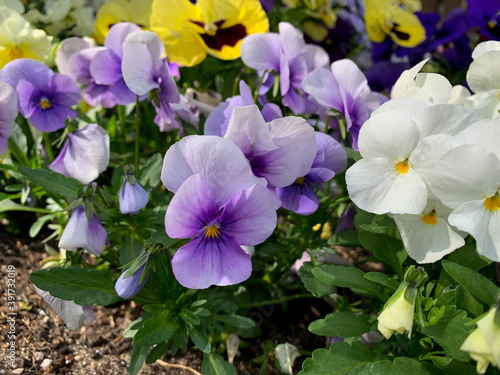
0,234,331,375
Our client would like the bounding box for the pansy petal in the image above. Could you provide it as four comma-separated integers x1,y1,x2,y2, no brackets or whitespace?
29,105,75,132
66,47,104,85
302,68,342,110
122,43,157,95
303,44,329,71
165,174,218,239
56,37,93,76
471,41,500,60
454,119,500,160
0,58,52,90
470,90,500,119
331,59,368,99
48,74,81,107
346,158,428,215
467,50,500,93
220,183,278,245
90,49,122,85
171,233,252,289
276,183,319,215
16,79,38,118
415,103,480,138
261,103,282,122
414,73,452,103
104,22,142,58
279,22,306,62
371,97,430,122
308,132,347,182
240,32,282,71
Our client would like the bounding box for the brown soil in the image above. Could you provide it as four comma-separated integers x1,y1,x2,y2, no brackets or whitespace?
0,235,329,375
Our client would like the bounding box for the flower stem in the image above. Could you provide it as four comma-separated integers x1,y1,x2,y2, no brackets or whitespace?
238,293,312,309
323,114,331,134
134,96,140,171
43,132,54,162
253,69,269,102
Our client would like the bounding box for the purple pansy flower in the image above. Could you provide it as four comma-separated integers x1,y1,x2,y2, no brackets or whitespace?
118,169,149,215
162,135,279,289
50,124,110,185
0,59,80,132
224,105,317,188
122,30,181,131
276,132,348,215
0,81,18,153
59,206,108,256
89,22,141,106
115,264,150,299
241,22,329,114
302,59,384,151
205,80,282,137
467,0,500,40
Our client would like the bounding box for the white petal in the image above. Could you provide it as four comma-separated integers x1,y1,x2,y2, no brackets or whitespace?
371,97,430,124
346,158,428,215
56,37,93,76
390,59,428,99
470,90,500,119
431,144,500,208
455,118,500,160
415,103,480,138
414,73,452,104
472,41,500,60
358,110,420,160
467,51,500,93
448,85,471,105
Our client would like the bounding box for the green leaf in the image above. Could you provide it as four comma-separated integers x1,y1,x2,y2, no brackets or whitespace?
455,285,484,318
134,310,177,347
300,262,331,297
311,265,382,299
29,214,55,238
327,231,360,247
201,352,236,375
358,230,406,279
343,146,362,162
129,344,149,375
123,251,149,278
146,341,170,364
17,166,83,198
442,260,498,305
299,342,376,374
138,153,163,188
180,309,201,325
171,321,188,356
358,357,436,375
215,314,256,329
120,237,144,265
309,312,372,338
364,272,399,291
421,306,474,361
30,267,120,306
190,326,211,353
144,231,181,248
446,244,491,271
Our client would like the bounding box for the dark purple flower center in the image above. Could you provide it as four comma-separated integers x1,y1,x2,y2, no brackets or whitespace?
390,23,410,41
189,19,247,51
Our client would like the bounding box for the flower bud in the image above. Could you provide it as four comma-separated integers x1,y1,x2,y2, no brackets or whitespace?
115,264,150,299
461,307,500,374
118,168,149,214
377,285,416,340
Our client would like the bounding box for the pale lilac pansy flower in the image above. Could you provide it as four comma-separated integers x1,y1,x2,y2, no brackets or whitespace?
223,105,317,189
115,264,150,299
59,206,109,256
0,58,80,132
205,80,282,137
162,136,278,289
276,132,347,215
35,286,94,331
122,30,181,131
89,22,141,105
49,123,110,185
0,81,18,154
241,22,329,115
302,59,384,151
118,166,149,215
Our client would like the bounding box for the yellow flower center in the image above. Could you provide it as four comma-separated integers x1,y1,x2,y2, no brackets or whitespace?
40,98,51,110
204,224,220,238
9,47,24,59
488,20,497,28
204,23,218,36
295,177,305,185
484,193,500,211
421,210,437,226
395,159,410,175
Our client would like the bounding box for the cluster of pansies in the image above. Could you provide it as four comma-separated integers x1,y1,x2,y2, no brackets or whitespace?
0,0,499,374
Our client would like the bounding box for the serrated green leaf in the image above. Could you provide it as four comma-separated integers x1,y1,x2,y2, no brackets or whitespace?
190,326,211,353
146,341,170,364
215,314,256,329
129,345,149,375
17,166,83,198
300,262,331,297
311,265,382,299
299,342,376,375
201,352,236,375
327,230,360,247
358,230,406,279
30,267,120,306
134,310,177,347
358,357,435,375
309,312,372,338
442,260,498,305
421,306,474,361
180,309,201,325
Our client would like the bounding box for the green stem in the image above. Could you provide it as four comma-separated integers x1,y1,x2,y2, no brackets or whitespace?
305,248,317,266
238,293,311,309
134,96,140,171
323,114,331,134
43,132,54,162
253,69,269,102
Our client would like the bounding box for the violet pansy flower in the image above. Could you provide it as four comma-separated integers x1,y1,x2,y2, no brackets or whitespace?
0,81,18,154
122,30,180,131
50,124,110,185
0,59,80,132
302,59,384,151
276,132,348,215
241,22,329,114
115,264,150,299
224,105,316,189
89,22,141,106
59,206,108,256
205,80,282,137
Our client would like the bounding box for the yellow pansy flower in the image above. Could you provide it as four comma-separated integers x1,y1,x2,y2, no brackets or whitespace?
283,0,337,42
0,7,52,69
150,0,269,67
364,0,425,47
94,0,153,43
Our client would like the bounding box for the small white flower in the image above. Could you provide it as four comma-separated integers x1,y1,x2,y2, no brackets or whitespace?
377,286,415,340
